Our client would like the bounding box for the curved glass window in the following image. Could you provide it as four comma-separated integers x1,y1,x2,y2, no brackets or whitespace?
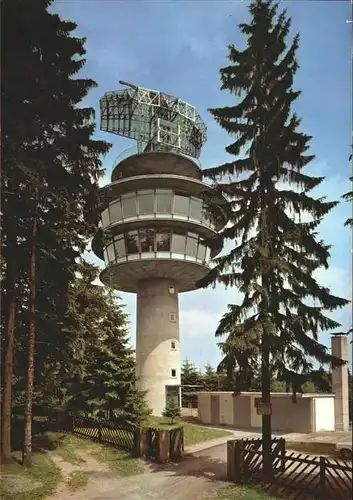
156,190,172,214
103,228,212,266
101,208,110,228
109,200,122,222
106,189,217,229
171,231,186,254
138,190,154,215
126,231,139,254
189,197,203,221
107,244,115,263
156,228,171,251
185,232,198,258
174,192,190,217
114,235,126,258
121,193,137,219
139,228,155,252
197,243,206,261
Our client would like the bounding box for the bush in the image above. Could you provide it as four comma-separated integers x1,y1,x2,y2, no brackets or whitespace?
162,403,181,425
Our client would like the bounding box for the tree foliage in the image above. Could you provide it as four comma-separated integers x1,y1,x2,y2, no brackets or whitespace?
198,0,349,398
342,176,353,227
1,0,154,461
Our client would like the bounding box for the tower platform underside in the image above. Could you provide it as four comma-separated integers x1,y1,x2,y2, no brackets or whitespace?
100,259,209,294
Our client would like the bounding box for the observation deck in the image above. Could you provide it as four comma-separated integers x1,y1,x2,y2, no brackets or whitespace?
92,148,226,293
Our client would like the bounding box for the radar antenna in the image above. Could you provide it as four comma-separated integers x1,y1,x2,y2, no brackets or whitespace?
100,81,207,158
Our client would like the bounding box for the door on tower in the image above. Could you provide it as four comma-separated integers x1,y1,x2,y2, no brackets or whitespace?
165,385,181,408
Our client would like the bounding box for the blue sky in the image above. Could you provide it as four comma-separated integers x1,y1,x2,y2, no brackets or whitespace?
52,0,352,369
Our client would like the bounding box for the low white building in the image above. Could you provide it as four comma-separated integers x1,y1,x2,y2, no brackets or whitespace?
197,391,335,433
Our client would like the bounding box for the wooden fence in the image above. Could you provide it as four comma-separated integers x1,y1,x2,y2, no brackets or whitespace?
72,414,136,451
228,438,352,500
71,414,184,463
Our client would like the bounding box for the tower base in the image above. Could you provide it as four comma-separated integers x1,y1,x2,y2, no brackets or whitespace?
136,278,181,416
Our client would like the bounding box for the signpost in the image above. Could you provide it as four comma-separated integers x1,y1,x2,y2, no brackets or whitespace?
254,398,272,416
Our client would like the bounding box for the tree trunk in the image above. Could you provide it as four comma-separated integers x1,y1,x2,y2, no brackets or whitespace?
1,177,17,463
22,188,38,467
1,283,16,463
261,324,272,478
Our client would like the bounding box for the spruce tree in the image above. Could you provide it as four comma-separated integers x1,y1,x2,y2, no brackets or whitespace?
342,176,352,227
202,363,220,391
181,360,202,407
199,0,349,474
59,261,151,425
1,0,110,464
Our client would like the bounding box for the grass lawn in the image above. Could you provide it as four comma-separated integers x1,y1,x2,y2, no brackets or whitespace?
217,485,283,499
67,471,90,490
46,432,146,476
0,431,146,500
0,451,62,500
144,416,233,447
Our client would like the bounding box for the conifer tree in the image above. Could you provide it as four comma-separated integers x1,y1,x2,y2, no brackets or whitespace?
68,269,151,425
1,0,110,464
342,176,352,227
199,0,349,474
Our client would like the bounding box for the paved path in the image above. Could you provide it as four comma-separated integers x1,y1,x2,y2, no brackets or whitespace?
48,444,229,500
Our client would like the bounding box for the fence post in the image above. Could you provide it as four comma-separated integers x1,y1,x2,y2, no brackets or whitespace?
98,422,102,441
227,440,237,482
280,438,286,473
319,456,326,498
156,430,169,464
133,428,146,457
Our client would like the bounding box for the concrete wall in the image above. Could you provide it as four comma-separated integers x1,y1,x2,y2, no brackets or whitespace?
220,393,233,425
270,396,313,433
331,335,349,431
197,393,211,424
197,392,335,434
314,397,335,431
135,278,180,416
233,395,252,428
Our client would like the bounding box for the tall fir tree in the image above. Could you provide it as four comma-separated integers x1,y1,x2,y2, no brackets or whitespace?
1,0,111,464
66,262,151,425
198,0,349,472
342,176,352,227
181,360,203,407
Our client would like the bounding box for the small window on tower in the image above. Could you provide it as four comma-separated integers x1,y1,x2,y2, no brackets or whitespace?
169,285,175,295
169,313,176,323
171,369,177,378
171,341,176,350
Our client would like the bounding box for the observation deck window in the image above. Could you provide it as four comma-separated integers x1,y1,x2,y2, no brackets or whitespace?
121,193,137,219
171,231,186,254
101,208,110,228
189,197,203,221
174,192,190,218
138,189,154,215
109,199,122,221
139,228,155,253
156,189,172,214
185,232,198,258
156,228,171,251
106,189,218,229
126,230,139,254
105,228,212,266
107,244,115,263
114,235,126,258
197,243,207,262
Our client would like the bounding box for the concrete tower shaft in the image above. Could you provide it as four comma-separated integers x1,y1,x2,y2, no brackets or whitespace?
136,279,180,416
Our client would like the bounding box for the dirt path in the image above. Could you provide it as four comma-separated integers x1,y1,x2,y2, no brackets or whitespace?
48,445,228,500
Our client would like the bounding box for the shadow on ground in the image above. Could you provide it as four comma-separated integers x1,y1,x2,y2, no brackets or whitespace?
147,448,228,483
